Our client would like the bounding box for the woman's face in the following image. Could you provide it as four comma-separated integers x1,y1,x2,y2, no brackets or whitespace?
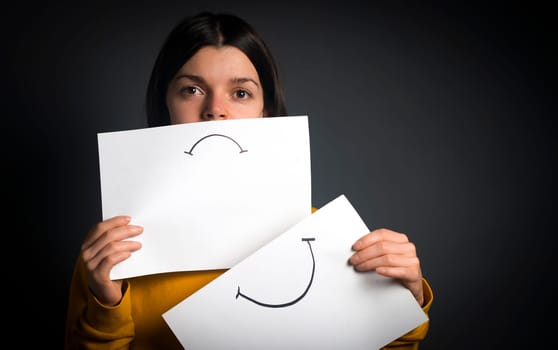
166,45,266,124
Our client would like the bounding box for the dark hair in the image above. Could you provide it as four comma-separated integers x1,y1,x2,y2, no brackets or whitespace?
145,12,287,127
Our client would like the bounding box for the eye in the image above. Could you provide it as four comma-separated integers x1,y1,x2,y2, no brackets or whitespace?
233,89,252,99
180,86,202,96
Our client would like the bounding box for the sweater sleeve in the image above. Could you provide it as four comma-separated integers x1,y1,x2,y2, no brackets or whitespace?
64,257,135,350
381,278,434,349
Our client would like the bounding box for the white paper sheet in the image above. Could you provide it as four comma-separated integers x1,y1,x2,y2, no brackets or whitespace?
163,194,428,350
97,116,311,279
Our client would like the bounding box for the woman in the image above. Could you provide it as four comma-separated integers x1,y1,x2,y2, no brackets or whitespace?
64,12,433,349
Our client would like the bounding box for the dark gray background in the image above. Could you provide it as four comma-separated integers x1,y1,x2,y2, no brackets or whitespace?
4,0,555,348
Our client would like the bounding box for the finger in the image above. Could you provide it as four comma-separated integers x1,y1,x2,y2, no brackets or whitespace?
84,239,142,274
375,265,422,282
352,228,409,250
349,241,417,265
352,254,420,273
82,224,143,262
82,215,131,249
90,248,137,283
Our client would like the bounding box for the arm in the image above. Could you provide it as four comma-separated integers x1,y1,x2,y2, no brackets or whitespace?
64,216,143,349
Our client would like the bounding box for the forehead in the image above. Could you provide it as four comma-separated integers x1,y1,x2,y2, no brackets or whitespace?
177,45,260,82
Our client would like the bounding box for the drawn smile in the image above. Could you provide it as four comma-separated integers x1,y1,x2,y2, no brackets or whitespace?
235,237,316,308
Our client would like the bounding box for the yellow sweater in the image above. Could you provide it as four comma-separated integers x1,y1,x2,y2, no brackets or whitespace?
64,258,433,349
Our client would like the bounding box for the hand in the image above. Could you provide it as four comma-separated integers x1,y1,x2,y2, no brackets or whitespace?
348,228,424,306
80,215,143,306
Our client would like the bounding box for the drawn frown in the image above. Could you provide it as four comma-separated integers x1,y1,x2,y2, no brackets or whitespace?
184,134,248,156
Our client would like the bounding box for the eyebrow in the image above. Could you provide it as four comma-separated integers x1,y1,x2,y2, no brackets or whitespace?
174,74,260,88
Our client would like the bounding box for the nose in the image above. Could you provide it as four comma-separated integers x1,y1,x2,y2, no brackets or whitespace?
205,112,225,119
202,94,227,120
